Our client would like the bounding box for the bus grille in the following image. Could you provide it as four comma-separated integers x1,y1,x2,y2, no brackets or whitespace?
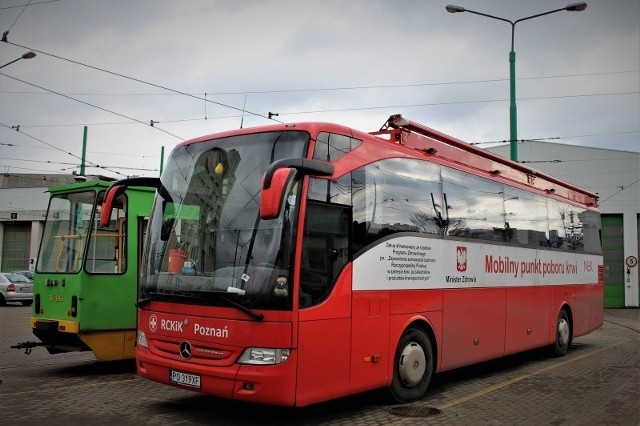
150,337,236,366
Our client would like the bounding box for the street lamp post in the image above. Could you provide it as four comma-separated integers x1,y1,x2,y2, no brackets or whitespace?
446,3,587,162
0,50,37,70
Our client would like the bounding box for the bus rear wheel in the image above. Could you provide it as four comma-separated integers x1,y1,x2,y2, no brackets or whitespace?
552,309,572,357
390,327,433,403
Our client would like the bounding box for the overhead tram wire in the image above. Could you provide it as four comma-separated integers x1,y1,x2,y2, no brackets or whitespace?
0,114,246,130
6,41,635,122
203,69,640,95
3,86,637,147
599,179,640,205
3,0,32,36
2,40,636,148
3,89,636,119
0,72,185,141
3,40,280,124
2,140,161,165
0,122,128,177
470,137,561,146
1,121,87,158
1,69,637,97
0,0,59,11
2,157,159,173
272,90,639,118
472,130,640,146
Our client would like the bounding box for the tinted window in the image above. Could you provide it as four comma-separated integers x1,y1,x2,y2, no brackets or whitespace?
547,198,601,253
312,132,362,162
442,167,506,241
502,186,549,247
351,158,443,253
308,173,352,205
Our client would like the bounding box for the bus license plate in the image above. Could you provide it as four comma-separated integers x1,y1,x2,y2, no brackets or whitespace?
170,370,201,388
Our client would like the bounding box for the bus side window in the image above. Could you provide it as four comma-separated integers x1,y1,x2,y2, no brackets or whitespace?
312,132,362,162
441,167,505,241
350,158,443,251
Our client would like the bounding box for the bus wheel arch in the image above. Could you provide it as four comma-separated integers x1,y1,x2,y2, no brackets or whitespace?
552,306,573,357
389,323,435,403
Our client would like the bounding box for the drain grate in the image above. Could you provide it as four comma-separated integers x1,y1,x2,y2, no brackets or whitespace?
387,406,442,417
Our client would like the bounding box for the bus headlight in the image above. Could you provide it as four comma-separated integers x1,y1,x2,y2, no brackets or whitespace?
237,348,290,365
137,330,148,348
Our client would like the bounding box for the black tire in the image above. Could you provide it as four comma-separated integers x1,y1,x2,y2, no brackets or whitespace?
552,309,572,357
0,294,6,306
389,328,434,403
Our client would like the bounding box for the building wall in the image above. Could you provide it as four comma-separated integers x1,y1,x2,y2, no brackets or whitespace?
487,142,639,307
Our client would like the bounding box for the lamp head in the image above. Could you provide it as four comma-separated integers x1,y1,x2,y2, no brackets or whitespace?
446,5,466,13
565,2,587,12
21,51,36,59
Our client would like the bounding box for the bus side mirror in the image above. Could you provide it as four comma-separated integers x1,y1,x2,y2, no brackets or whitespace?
260,168,294,220
260,158,334,220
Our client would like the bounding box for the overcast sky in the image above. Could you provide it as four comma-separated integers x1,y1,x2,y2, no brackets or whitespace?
0,0,638,179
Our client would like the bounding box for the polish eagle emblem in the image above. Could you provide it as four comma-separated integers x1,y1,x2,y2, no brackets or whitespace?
456,246,467,272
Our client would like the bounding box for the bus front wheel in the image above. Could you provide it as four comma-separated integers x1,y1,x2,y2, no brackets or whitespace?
552,309,572,357
390,327,433,403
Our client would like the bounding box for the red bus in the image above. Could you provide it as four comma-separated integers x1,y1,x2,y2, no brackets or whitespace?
103,114,603,406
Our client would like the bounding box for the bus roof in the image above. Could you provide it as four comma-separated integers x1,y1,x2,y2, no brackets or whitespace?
372,115,599,207
174,115,599,208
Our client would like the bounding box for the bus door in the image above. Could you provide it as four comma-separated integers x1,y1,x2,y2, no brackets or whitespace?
296,200,353,405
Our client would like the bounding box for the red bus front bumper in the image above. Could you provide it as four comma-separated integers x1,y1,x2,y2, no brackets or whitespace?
137,346,299,406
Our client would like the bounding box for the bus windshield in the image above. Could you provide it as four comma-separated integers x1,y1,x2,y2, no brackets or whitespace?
140,130,309,311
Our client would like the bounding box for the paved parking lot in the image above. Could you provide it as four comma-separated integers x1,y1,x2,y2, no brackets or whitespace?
1,306,638,425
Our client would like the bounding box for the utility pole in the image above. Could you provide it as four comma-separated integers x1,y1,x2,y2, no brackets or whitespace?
80,126,88,176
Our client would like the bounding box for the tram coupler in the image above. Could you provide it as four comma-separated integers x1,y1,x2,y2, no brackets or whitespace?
11,341,47,355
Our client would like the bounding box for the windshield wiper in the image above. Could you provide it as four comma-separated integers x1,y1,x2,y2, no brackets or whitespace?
136,292,204,308
137,290,264,321
216,293,264,321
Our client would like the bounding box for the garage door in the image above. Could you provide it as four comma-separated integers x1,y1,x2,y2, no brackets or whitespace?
602,215,624,308
1,222,31,271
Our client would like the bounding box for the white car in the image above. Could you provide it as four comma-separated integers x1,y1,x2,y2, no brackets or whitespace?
0,272,33,306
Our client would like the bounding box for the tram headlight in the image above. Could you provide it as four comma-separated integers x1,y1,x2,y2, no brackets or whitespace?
137,330,148,348
237,347,290,365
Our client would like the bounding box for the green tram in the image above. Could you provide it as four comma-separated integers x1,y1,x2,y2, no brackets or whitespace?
16,179,154,361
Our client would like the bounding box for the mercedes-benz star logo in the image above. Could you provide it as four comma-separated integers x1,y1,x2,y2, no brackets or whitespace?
179,341,192,359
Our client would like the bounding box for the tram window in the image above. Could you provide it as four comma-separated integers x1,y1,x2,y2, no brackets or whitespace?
86,193,127,274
